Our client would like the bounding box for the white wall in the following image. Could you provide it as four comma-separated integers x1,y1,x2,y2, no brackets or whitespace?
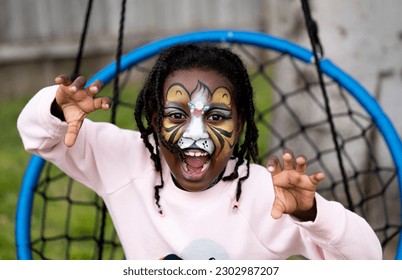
266,0,402,136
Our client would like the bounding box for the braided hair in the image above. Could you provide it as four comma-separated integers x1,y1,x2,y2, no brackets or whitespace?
134,43,259,214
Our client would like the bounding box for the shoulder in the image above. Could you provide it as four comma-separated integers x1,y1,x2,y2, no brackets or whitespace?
79,120,156,177
240,161,273,187
81,119,143,149
225,160,273,188
227,160,275,209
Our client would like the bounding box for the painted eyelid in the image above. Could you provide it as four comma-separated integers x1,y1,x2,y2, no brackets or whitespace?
164,107,189,116
206,113,232,122
206,108,232,117
207,115,232,121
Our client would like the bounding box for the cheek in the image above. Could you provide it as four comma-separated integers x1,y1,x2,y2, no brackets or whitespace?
207,121,236,154
162,118,186,144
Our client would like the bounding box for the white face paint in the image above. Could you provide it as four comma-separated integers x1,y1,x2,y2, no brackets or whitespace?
177,82,215,155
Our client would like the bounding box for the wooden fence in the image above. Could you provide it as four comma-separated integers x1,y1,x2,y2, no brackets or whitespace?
0,0,266,98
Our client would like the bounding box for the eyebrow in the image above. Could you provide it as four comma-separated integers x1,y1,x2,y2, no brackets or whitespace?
166,82,187,91
207,103,232,111
164,101,186,108
163,102,189,113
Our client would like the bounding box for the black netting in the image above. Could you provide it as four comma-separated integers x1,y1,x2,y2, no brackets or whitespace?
30,164,123,259
28,42,401,259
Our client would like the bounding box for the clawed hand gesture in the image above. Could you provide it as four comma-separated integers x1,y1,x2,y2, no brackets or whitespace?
267,150,325,221
54,75,111,147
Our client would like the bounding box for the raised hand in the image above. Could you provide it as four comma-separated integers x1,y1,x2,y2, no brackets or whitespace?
267,149,325,221
54,74,111,147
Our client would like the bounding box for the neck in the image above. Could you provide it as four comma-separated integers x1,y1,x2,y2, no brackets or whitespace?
171,169,226,192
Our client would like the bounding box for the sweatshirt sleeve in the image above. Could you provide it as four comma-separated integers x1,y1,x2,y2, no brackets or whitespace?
289,194,383,259
243,165,382,260
17,85,152,196
17,85,68,153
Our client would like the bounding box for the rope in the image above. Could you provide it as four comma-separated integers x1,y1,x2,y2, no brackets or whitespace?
111,0,127,124
97,0,127,260
70,0,93,80
300,0,353,210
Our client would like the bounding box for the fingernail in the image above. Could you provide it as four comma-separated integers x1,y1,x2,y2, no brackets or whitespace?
297,155,307,162
282,148,291,155
282,149,294,158
267,159,275,172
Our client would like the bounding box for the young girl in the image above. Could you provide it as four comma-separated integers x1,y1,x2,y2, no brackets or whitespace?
17,43,382,259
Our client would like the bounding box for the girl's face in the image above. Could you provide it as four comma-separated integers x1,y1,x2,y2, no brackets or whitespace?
159,69,243,192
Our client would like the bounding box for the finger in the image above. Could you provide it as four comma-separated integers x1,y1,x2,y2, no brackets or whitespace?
70,76,87,92
271,198,285,219
282,149,294,170
55,74,72,86
64,120,82,147
266,155,282,176
295,155,307,174
309,172,325,185
87,80,104,97
93,96,112,111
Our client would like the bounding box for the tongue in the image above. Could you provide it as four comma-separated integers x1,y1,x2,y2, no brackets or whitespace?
185,157,206,169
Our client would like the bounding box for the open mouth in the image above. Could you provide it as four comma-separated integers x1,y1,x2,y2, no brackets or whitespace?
180,149,211,178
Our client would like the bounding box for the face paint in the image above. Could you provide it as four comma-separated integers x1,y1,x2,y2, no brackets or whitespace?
162,84,190,144
160,69,242,192
178,82,215,155
162,81,238,157
205,86,236,157
188,101,209,117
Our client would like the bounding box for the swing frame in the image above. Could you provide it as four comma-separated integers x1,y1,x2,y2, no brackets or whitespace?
15,29,402,260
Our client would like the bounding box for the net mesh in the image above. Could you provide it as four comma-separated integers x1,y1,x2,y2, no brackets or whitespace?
28,42,401,259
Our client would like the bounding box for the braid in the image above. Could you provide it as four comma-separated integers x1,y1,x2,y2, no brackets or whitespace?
153,131,165,215
134,43,259,213
220,48,259,210
134,73,162,172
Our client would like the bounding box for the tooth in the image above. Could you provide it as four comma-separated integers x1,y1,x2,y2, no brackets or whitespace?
183,150,209,157
201,161,210,172
183,162,188,172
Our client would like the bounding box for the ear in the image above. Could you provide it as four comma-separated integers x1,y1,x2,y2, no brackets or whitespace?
151,113,158,131
235,115,245,137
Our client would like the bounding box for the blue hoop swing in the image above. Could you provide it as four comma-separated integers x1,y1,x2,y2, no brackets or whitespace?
16,29,402,260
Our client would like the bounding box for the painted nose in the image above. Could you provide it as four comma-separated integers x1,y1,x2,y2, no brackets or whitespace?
183,116,209,141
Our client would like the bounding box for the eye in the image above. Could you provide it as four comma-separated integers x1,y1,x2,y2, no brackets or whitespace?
206,109,232,122
169,112,186,119
164,106,188,121
208,114,225,121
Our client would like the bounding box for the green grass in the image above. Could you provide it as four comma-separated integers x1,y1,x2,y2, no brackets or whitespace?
0,95,32,259
251,68,274,161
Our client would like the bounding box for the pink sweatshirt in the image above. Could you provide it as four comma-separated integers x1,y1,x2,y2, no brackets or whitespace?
17,85,382,260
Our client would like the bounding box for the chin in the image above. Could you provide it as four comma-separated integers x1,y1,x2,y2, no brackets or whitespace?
177,164,214,192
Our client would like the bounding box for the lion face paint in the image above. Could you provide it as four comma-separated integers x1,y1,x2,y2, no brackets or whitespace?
163,81,237,157
159,69,243,192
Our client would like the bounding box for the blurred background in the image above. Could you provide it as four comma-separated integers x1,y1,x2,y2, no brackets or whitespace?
1,0,401,259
